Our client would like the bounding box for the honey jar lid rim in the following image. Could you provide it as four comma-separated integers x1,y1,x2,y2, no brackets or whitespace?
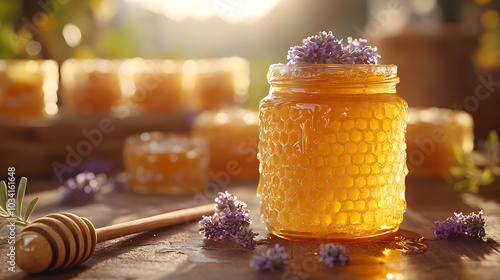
267,63,399,84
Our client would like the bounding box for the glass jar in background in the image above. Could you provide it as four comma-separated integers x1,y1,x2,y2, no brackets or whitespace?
0,60,58,118
122,59,184,114
123,132,209,195
61,59,122,114
258,64,409,239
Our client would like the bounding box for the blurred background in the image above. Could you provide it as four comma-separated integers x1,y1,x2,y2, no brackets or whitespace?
0,0,497,111
1,0,500,182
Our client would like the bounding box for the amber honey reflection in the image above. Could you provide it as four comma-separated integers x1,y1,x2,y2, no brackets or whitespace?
274,229,424,279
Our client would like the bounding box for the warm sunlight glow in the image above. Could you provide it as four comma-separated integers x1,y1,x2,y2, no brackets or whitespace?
126,0,281,24
410,0,436,15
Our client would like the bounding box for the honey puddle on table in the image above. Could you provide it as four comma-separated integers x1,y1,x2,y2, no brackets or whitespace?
382,228,427,255
269,228,427,255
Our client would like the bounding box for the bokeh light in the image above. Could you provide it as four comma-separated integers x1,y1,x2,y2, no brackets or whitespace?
62,23,82,47
26,40,42,56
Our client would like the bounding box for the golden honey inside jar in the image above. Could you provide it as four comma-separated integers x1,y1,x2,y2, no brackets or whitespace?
258,64,409,239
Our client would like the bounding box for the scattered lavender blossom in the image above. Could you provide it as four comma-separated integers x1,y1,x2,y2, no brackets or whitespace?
199,191,258,249
287,31,380,66
432,210,486,240
317,243,350,267
251,244,293,272
58,172,106,204
463,211,486,238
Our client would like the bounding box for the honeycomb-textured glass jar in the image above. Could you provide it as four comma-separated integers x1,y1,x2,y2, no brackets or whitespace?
258,64,409,239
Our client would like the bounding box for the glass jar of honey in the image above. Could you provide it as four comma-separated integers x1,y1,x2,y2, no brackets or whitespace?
258,64,409,239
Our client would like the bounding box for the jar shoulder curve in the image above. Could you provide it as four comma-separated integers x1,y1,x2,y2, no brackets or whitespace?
259,92,409,123
260,90,407,107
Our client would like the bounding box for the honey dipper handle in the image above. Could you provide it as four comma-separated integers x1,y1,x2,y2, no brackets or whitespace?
95,203,215,243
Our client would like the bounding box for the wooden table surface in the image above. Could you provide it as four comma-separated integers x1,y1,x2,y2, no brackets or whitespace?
1,177,500,280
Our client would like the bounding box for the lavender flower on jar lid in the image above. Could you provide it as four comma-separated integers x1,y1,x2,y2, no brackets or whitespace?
287,31,380,65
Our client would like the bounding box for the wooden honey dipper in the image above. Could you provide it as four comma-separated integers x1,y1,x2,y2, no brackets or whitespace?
15,204,215,274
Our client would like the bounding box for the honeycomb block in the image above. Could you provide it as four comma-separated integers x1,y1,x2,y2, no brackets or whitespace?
406,107,474,177
0,60,58,118
61,59,122,114
184,57,250,112
123,132,209,194
193,107,259,180
121,59,184,114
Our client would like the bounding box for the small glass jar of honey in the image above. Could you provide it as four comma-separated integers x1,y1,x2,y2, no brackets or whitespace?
123,132,209,194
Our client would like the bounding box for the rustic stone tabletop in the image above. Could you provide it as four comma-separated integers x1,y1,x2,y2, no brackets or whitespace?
1,177,500,280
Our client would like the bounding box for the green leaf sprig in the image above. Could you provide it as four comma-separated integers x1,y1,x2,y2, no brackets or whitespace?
0,177,39,230
451,130,500,193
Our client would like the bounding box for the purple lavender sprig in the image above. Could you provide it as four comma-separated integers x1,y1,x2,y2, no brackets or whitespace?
318,243,350,267
432,210,486,240
58,172,107,204
287,31,380,65
287,31,344,65
199,191,258,249
341,37,380,65
463,211,486,238
251,244,293,272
